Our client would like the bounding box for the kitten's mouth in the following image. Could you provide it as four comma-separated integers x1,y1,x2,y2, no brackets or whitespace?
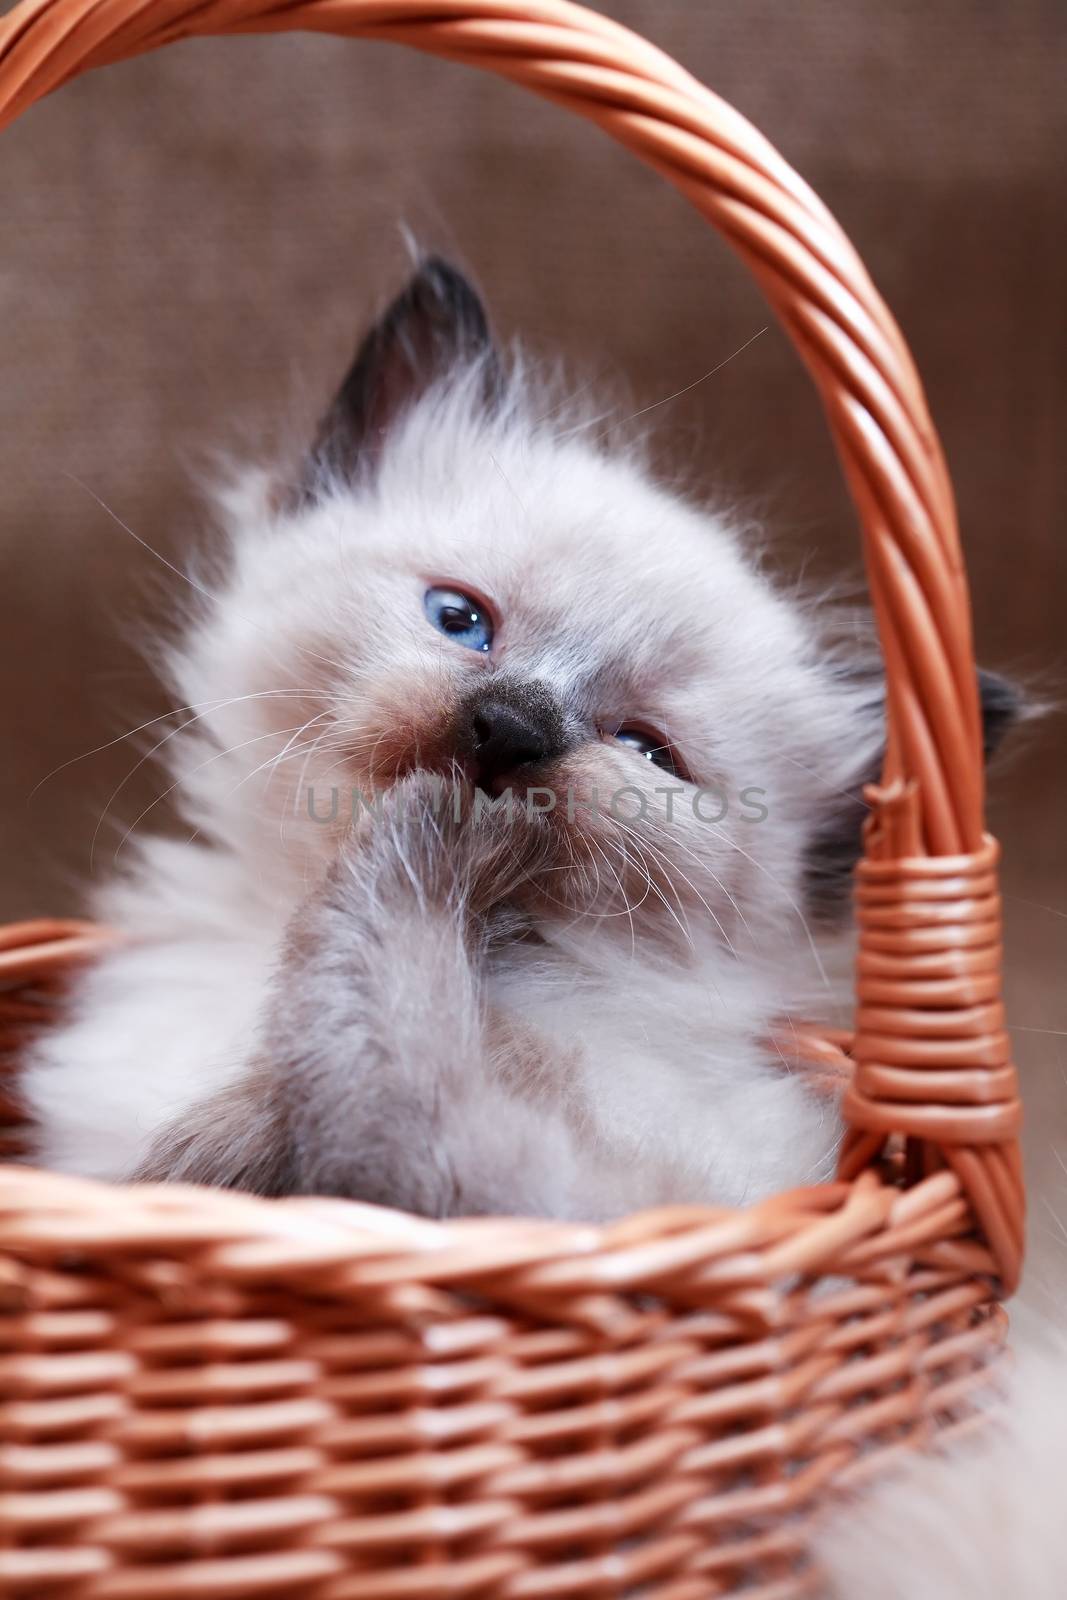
481,767,547,800
399,755,549,803
378,747,542,801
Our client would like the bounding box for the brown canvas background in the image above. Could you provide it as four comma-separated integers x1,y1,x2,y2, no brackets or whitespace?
0,2,1063,1281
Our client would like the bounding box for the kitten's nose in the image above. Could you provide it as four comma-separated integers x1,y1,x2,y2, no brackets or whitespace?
459,684,565,788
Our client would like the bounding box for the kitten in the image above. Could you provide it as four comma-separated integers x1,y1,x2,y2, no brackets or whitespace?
20,257,1016,1217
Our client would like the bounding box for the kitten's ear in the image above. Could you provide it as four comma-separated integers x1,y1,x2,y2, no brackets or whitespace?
806,668,1022,921
976,668,1021,760
301,256,498,497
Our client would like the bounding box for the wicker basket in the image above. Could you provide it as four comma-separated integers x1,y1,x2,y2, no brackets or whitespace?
0,4,1024,1596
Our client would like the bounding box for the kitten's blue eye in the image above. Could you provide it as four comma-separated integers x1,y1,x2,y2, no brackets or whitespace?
423,586,494,653
613,725,683,779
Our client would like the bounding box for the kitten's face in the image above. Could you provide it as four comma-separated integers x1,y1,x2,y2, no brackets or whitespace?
215,426,861,953
178,340,872,960
173,260,1010,956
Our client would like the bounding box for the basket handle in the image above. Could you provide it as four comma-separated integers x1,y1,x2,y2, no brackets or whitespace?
0,0,1023,1290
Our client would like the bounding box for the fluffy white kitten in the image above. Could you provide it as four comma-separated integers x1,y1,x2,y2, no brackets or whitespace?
21,258,1011,1216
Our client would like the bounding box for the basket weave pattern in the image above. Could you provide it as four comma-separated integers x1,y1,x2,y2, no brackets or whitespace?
0,3,1023,1595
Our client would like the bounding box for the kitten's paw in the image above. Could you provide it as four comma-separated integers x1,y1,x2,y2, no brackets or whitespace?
341,769,559,917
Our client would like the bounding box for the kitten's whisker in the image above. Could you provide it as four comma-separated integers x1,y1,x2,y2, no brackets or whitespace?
568,832,597,904
625,814,754,956
589,327,768,440
588,834,640,958
554,834,603,931
187,716,345,851
225,711,336,802
707,823,833,997
488,453,532,524
611,830,656,921
770,746,872,809
611,821,694,947
283,723,340,839
64,473,353,681
365,724,398,790
109,722,312,868
609,827,693,951
86,689,323,869
529,369,608,432
27,689,314,801
659,830,755,952
91,703,252,870
622,834,694,952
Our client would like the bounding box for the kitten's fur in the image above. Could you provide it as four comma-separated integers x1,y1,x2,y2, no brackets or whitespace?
22,258,1012,1219
818,1322,1067,1597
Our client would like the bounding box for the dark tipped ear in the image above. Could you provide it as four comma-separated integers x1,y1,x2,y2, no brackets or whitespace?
303,256,497,497
805,668,1023,922
977,669,1021,760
